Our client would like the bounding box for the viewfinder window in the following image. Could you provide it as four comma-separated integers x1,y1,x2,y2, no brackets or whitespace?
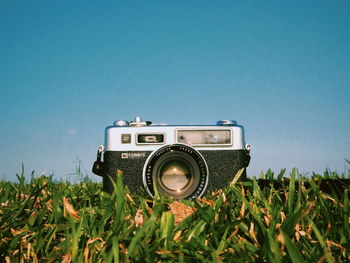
137,134,165,144
177,130,231,145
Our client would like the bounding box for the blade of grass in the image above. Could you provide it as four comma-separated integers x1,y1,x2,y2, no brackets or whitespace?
187,220,207,241
308,219,335,263
343,189,349,234
112,237,120,263
159,211,175,251
281,230,306,263
288,168,297,215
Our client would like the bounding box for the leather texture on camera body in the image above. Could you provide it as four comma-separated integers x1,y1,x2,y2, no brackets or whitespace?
102,149,249,195
103,151,151,194
200,150,249,191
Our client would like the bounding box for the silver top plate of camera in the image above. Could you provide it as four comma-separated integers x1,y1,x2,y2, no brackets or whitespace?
104,116,247,151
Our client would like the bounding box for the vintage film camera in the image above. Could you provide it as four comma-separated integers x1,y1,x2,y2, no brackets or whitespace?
93,117,251,200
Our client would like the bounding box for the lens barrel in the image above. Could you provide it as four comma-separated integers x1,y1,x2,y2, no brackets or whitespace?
143,144,209,200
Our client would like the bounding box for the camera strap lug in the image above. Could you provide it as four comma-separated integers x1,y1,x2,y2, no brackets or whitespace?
92,145,105,176
244,144,251,167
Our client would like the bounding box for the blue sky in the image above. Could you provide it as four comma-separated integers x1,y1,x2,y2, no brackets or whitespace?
1,0,349,181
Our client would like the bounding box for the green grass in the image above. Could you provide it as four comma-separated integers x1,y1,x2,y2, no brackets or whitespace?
0,168,349,262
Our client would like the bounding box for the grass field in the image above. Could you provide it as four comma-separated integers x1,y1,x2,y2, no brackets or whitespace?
0,168,349,262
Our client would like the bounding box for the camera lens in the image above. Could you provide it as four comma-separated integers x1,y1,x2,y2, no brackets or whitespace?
159,160,191,191
154,153,200,199
143,144,209,200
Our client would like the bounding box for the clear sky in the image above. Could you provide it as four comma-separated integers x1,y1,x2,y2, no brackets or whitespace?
1,0,349,182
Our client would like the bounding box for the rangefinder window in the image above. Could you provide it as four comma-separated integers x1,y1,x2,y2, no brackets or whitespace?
177,130,231,146
137,134,165,144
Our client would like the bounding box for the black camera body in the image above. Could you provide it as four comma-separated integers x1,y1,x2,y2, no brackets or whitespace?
93,117,251,200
